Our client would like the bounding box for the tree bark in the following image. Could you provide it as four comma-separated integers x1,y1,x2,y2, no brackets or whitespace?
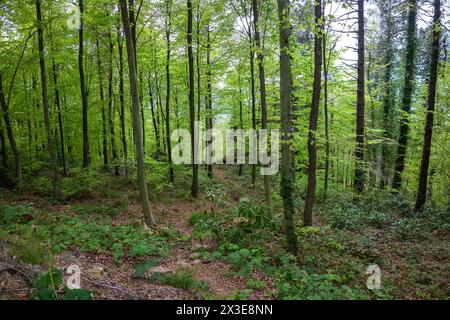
205,24,213,179
120,0,156,227
354,0,365,193
51,58,67,176
165,0,175,183
188,0,198,198
117,20,129,178
304,0,322,227
78,0,89,169
277,0,298,255
415,0,441,212
108,31,120,176
0,116,6,167
96,38,109,171
36,0,61,197
392,0,417,190
0,74,21,186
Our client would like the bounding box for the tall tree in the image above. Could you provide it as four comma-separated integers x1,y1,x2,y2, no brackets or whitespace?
277,0,298,255
117,19,129,178
165,0,175,183
0,74,21,186
252,0,272,209
36,0,61,197
188,0,198,198
304,0,322,227
415,0,441,212
380,0,394,188
392,0,417,190
354,0,365,193
120,0,156,227
79,0,90,168
205,24,213,178
96,38,109,171
107,30,120,176
0,117,6,168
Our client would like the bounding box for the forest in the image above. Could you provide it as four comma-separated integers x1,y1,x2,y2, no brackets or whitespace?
0,0,448,301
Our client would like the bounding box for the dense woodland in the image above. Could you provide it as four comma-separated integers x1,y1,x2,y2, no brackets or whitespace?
0,0,448,300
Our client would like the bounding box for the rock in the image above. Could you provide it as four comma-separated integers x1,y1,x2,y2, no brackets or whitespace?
86,265,107,278
192,259,202,265
147,267,173,276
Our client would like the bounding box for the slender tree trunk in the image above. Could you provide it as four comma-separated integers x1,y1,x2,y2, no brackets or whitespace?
165,0,175,183
238,71,244,176
188,0,198,198
205,24,213,179
117,22,129,178
323,5,330,199
78,0,89,169
196,0,202,122
96,38,109,171
108,31,120,176
392,0,417,190
354,0,365,193
120,0,156,227
252,0,272,209
139,72,145,153
0,75,21,186
277,0,298,255
148,74,161,155
380,0,394,188
415,0,441,212
0,116,7,167
249,23,257,186
36,0,61,197
51,58,67,176
304,0,322,227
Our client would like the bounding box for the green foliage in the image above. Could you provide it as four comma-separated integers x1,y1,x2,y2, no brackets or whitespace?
149,269,209,296
133,258,159,278
30,269,91,300
8,234,50,265
205,184,228,213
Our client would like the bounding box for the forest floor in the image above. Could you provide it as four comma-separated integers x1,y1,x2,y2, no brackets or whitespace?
0,164,448,300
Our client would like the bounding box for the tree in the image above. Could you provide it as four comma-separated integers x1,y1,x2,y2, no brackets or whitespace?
303,0,322,227
392,0,417,190
165,0,175,183
120,0,156,227
188,0,198,198
79,0,90,169
354,0,365,193
252,0,272,209
36,0,61,197
96,37,109,171
277,0,298,255
380,0,394,188
415,0,441,212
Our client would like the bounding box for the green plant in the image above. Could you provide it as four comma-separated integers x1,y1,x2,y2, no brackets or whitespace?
205,184,227,214
30,269,91,300
8,234,50,265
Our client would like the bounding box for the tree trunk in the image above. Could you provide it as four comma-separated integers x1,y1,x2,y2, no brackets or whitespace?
252,0,272,209
304,0,322,227
205,24,213,179
108,31,120,176
78,0,89,169
0,116,7,167
165,0,175,183
380,0,394,188
120,0,156,227
51,58,67,176
277,0,298,255
415,0,441,212
96,38,109,171
117,21,129,178
392,0,417,190
188,0,198,198
36,0,61,197
148,74,161,155
0,75,21,186
322,4,330,199
249,23,257,186
354,0,365,193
